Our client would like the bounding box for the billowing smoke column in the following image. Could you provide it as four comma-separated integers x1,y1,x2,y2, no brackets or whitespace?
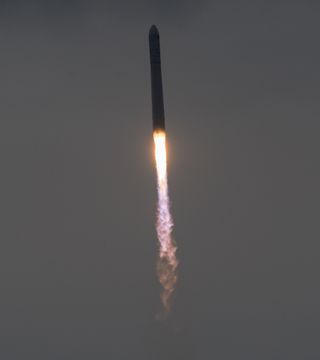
149,25,178,316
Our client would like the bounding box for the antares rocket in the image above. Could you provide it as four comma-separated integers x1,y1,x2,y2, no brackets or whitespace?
149,25,178,315
149,25,165,132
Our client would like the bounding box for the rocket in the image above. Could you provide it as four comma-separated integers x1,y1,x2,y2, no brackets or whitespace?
149,25,165,132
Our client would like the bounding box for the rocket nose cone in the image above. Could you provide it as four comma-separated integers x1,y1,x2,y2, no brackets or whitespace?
149,25,159,38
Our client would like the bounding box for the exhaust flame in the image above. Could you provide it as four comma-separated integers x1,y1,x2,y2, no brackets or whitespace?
153,130,178,317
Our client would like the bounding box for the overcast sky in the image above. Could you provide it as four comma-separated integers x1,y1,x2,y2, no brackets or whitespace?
1,1,320,359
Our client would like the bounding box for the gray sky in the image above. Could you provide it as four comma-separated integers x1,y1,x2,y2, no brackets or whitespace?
1,1,320,359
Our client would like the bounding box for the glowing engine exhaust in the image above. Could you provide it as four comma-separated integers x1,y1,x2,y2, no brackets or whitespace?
153,131,178,316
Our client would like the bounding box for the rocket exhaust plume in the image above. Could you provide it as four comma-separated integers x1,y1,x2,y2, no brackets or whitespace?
149,25,178,317
154,130,178,316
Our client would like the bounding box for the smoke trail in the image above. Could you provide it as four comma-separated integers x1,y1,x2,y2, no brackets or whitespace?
153,130,178,317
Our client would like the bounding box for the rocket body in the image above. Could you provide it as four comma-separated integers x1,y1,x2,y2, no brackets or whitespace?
149,25,165,132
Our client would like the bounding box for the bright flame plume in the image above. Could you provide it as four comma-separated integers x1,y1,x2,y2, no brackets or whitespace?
153,130,178,317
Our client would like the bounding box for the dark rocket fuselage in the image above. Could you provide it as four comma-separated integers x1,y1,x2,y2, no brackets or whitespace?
149,25,165,132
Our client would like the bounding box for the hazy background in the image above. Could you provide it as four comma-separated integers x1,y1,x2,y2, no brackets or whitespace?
1,1,320,359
